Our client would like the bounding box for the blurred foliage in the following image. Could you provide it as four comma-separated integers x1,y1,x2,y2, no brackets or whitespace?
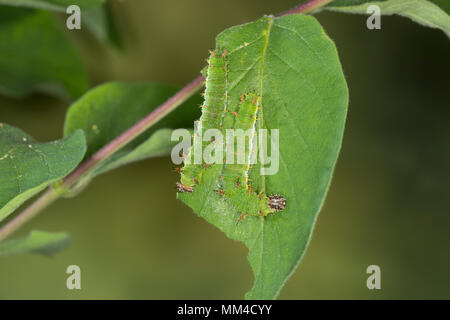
0,0,449,299
326,0,450,38
0,0,105,12
0,7,89,99
0,231,71,257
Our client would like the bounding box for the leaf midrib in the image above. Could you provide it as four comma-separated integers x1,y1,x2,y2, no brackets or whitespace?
250,15,274,298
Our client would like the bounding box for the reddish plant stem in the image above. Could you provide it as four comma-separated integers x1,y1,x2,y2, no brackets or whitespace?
62,75,204,188
279,0,334,16
0,76,204,242
0,189,59,242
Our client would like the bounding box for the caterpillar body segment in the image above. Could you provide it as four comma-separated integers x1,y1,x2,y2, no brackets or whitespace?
178,49,228,190
218,93,283,220
177,49,287,223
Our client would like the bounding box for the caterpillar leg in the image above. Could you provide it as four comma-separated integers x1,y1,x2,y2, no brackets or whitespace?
237,212,247,225
174,167,183,174
176,182,194,193
215,189,226,198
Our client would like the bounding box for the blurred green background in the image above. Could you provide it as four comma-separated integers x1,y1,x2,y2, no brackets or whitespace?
0,0,449,299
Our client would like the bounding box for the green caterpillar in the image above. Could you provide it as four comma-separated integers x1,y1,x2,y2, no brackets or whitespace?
177,49,228,192
177,49,286,222
217,93,286,222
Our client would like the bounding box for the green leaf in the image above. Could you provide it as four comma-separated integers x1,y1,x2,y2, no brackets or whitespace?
325,0,387,7
0,230,70,257
64,82,201,179
428,0,450,14
0,0,120,47
83,3,122,48
178,14,348,299
0,7,89,99
326,0,450,38
0,0,104,12
0,123,86,222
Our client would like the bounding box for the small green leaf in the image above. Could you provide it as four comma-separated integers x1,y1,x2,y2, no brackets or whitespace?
0,0,104,12
326,0,450,38
83,4,122,48
0,0,120,47
0,124,86,222
64,82,201,179
0,7,89,99
178,14,348,299
0,230,71,257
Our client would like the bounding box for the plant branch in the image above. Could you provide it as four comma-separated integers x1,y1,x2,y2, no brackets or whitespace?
0,76,204,242
0,0,334,242
279,0,334,16
0,189,59,242
62,75,204,188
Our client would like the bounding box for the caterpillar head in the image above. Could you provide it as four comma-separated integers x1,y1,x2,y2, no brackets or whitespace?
268,194,286,212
